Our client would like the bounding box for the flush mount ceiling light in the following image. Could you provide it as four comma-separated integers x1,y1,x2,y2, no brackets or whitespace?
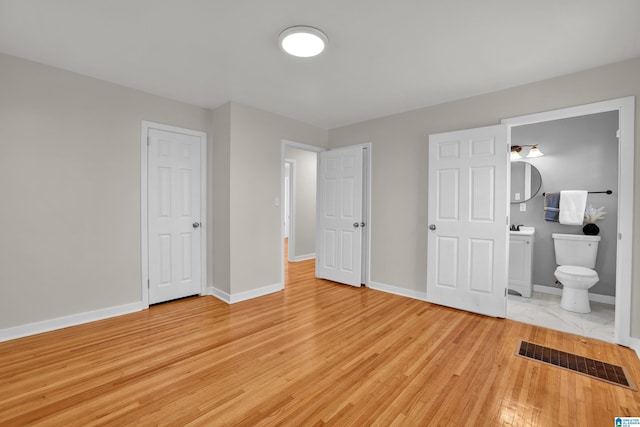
279,26,328,58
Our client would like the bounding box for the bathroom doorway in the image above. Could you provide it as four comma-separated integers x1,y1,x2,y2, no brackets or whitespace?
503,97,634,345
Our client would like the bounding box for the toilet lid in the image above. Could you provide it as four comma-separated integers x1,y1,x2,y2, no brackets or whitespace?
557,265,598,278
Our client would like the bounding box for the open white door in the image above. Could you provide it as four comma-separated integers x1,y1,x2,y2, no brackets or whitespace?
316,146,363,287
148,128,203,304
426,125,509,317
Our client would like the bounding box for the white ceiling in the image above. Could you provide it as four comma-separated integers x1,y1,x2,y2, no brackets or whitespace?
2,1,640,129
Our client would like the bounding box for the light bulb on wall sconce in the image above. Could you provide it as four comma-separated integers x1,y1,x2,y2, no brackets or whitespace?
526,145,544,158
510,146,523,161
510,144,544,161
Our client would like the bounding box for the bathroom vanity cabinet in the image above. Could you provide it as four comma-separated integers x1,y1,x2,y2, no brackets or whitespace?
508,231,535,298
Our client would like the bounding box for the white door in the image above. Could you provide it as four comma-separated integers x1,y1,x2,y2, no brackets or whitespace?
316,146,363,287
426,125,509,317
148,128,203,304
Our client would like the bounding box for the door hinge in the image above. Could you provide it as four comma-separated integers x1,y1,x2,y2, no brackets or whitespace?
147,279,150,288
147,135,150,146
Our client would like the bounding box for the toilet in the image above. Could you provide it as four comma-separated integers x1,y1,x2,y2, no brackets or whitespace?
552,233,601,313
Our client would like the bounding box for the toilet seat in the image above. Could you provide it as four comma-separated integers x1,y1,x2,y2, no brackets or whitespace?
556,265,598,278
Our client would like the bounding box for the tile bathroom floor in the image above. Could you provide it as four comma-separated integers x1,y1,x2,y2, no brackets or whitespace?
507,291,615,343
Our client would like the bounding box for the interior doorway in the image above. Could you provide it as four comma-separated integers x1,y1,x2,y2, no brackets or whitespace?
280,140,372,289
503,96,635,346
280,140,324,286
425,97,633,346
506,110,618,343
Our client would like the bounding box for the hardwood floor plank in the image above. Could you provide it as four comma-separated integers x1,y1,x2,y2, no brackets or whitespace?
1,256,640,425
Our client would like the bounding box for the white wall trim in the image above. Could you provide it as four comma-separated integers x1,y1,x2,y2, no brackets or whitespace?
208,286,232,304
141,121,208,309
0,302,143,343
208,283,283,304
628,337,640,360
502,96,634,347
282,139,326,153
284,158,297,262
369,281,427,301
533,284,616,305
293,253,316,262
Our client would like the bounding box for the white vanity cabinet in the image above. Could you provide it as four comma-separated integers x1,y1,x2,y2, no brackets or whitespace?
508,231,534,298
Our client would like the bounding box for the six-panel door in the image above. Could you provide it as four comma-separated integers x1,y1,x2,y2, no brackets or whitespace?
427,125,509,317
316,147,363,287
148,128,202,304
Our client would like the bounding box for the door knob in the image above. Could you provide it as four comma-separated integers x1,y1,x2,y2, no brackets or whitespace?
353,222,360,228
360,222,366,227
193,222,201,229
429,224,436,230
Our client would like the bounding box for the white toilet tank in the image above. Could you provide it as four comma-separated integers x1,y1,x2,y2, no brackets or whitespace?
552,233,600,268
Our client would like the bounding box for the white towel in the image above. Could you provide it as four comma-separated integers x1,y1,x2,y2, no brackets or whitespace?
559,190,588,225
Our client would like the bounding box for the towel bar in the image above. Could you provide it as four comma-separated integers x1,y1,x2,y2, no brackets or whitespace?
542,190,612,196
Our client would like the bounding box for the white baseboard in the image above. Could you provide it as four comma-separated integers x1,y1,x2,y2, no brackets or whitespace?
208,283,283,304
368,281,426,301
292,253,315,262
0,302,144,343
533,284,615,305
628,337,640,360
208,286,232,304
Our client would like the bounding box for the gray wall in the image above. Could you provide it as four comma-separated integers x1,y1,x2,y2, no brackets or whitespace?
284,146,318,259
510,111,619,296
224,102,327,295
2,48,639,339
210,103,232,295
0,53,211,329
328,57,640,336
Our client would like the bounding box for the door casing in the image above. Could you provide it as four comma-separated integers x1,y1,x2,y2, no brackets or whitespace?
141,121,207,308
284,159,295,260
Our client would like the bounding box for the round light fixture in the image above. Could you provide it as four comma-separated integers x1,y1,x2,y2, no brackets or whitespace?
279,26,328,58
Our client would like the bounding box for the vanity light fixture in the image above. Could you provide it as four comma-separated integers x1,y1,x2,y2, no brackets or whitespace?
526,145,544,158
510,144,544,160
279,26,328,58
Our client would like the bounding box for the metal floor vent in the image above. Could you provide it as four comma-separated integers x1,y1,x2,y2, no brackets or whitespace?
516,340,637,391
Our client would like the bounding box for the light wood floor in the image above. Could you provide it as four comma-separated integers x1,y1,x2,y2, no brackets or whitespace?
2,254,640,425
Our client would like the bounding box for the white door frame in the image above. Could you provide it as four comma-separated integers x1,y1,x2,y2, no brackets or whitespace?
141,121,207,308
279,140,372,289
284,158,295,260
502,96,635,346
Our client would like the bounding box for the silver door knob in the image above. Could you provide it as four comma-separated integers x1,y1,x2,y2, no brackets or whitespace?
193,222,201,229
360,222,366,227
353,222,360,228
429,224,436,230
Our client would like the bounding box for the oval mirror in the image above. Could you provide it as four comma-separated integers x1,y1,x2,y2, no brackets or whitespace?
510,162,542,204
